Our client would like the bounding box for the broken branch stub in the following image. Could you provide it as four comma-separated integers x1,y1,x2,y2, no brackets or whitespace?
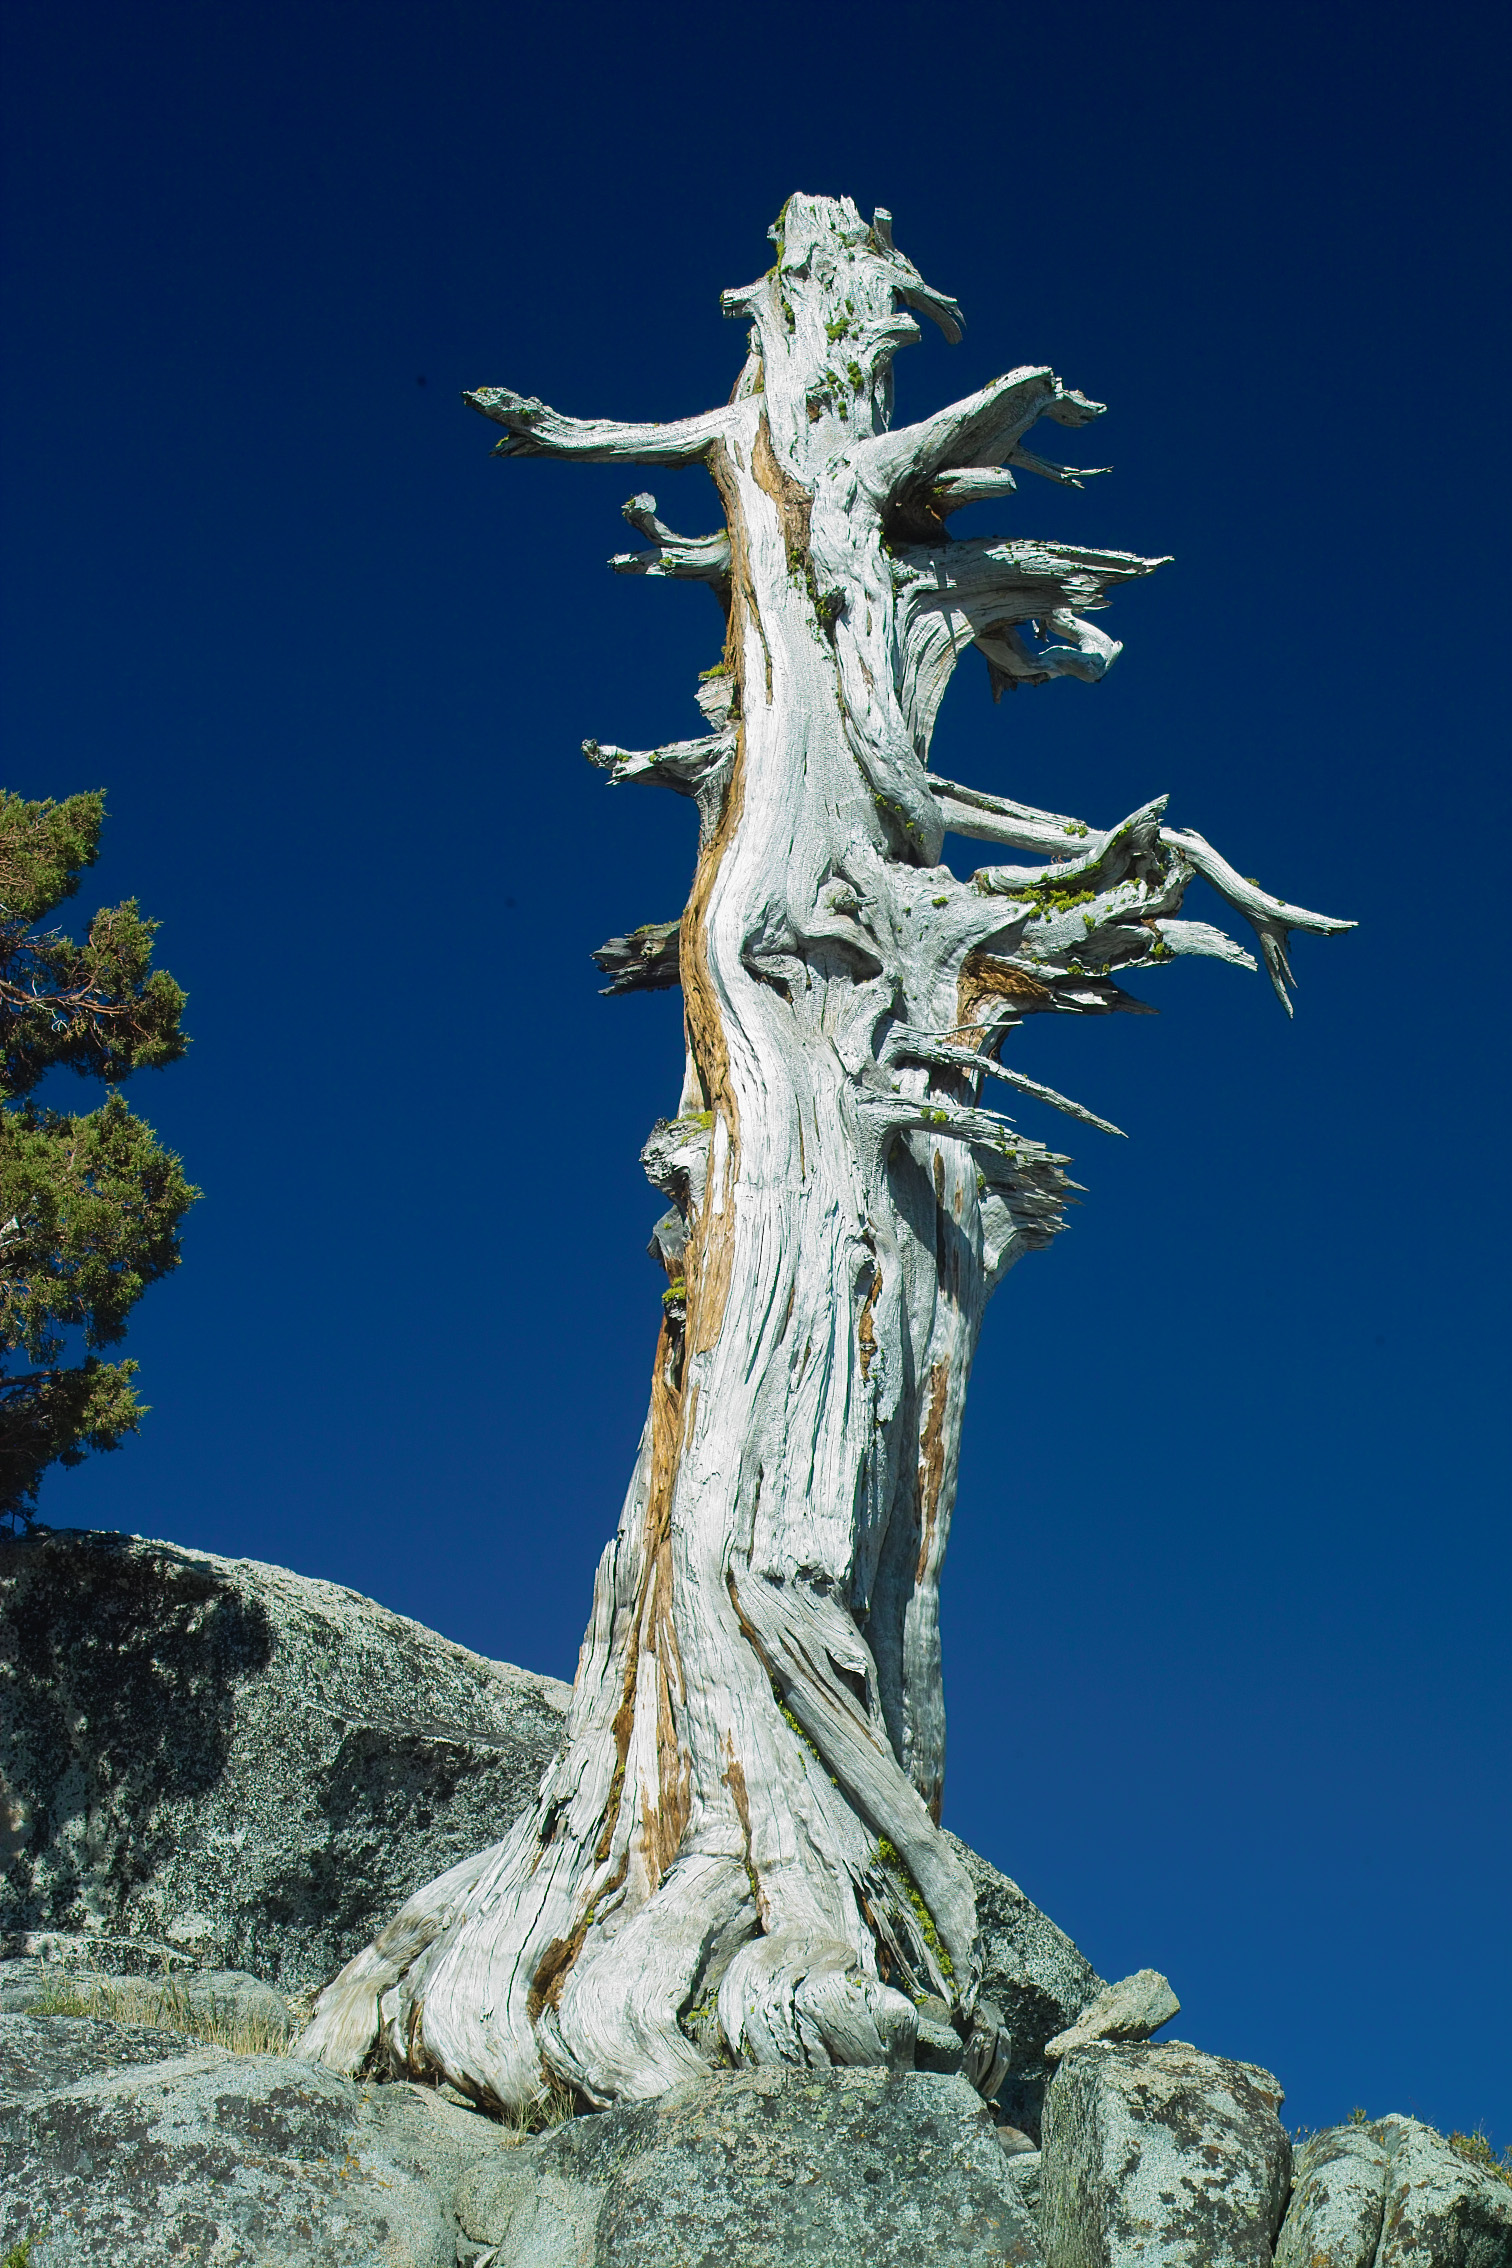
296,192,1354,2112
592,920,682,996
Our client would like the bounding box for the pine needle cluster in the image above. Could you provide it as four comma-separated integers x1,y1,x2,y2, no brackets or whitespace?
0,791,197,1522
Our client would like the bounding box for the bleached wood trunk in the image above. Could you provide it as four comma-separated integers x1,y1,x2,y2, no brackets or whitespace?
297,196,1351,2109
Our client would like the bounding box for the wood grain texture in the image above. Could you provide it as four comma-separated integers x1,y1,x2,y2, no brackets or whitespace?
296,194,1353,2111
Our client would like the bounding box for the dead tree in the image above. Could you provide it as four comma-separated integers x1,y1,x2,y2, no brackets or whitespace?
298,194,1351,2108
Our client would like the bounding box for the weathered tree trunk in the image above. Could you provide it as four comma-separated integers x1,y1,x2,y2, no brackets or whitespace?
297,196,1351,2109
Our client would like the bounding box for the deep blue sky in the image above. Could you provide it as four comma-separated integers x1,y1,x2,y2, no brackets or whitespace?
3,0,1507,2146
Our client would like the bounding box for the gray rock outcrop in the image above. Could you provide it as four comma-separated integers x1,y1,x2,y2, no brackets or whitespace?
455,2064,1045,2267
1003,2143,1044,2218
0,1528,570,1994
0,2010,515,2265
4,1529,1502,2267
1276,2120,1394,2267
1375,2117,1512,2266
0,1531,1104,2054
1040,2039,1291,2267
947,1829,1106,2137
912,1992,965,2074
1276,2115,1512,2268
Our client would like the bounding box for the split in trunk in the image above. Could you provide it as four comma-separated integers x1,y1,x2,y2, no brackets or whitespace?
296,194,1353,2110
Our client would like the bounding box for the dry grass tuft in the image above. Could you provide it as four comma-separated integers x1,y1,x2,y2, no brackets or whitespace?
439,2068,581,2144
31,1970,291,2056
512,2071,582,2137
1449,2129,1512,2189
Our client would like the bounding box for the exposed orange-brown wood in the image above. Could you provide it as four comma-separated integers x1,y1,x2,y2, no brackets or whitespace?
752,410,813,574
915,1359,951,1586
676,437,759,1363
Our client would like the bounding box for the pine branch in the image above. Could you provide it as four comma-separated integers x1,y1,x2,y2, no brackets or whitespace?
0,789,105,922
0,791,188,1096
0,1354,144,1523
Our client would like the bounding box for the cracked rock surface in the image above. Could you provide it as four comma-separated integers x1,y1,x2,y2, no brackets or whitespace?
1276,2115,1512,2268
0,2011,512,2265
457,2066,1045,2268
1040,2039,1291,2267
946,1829,1105,2139
1276,2120,1393,2267
0,1528,570,1994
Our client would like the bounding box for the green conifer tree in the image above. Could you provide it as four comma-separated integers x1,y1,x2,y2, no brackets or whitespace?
0,790,197,1523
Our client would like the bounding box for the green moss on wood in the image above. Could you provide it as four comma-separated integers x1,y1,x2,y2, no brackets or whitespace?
872,1837,954,1979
